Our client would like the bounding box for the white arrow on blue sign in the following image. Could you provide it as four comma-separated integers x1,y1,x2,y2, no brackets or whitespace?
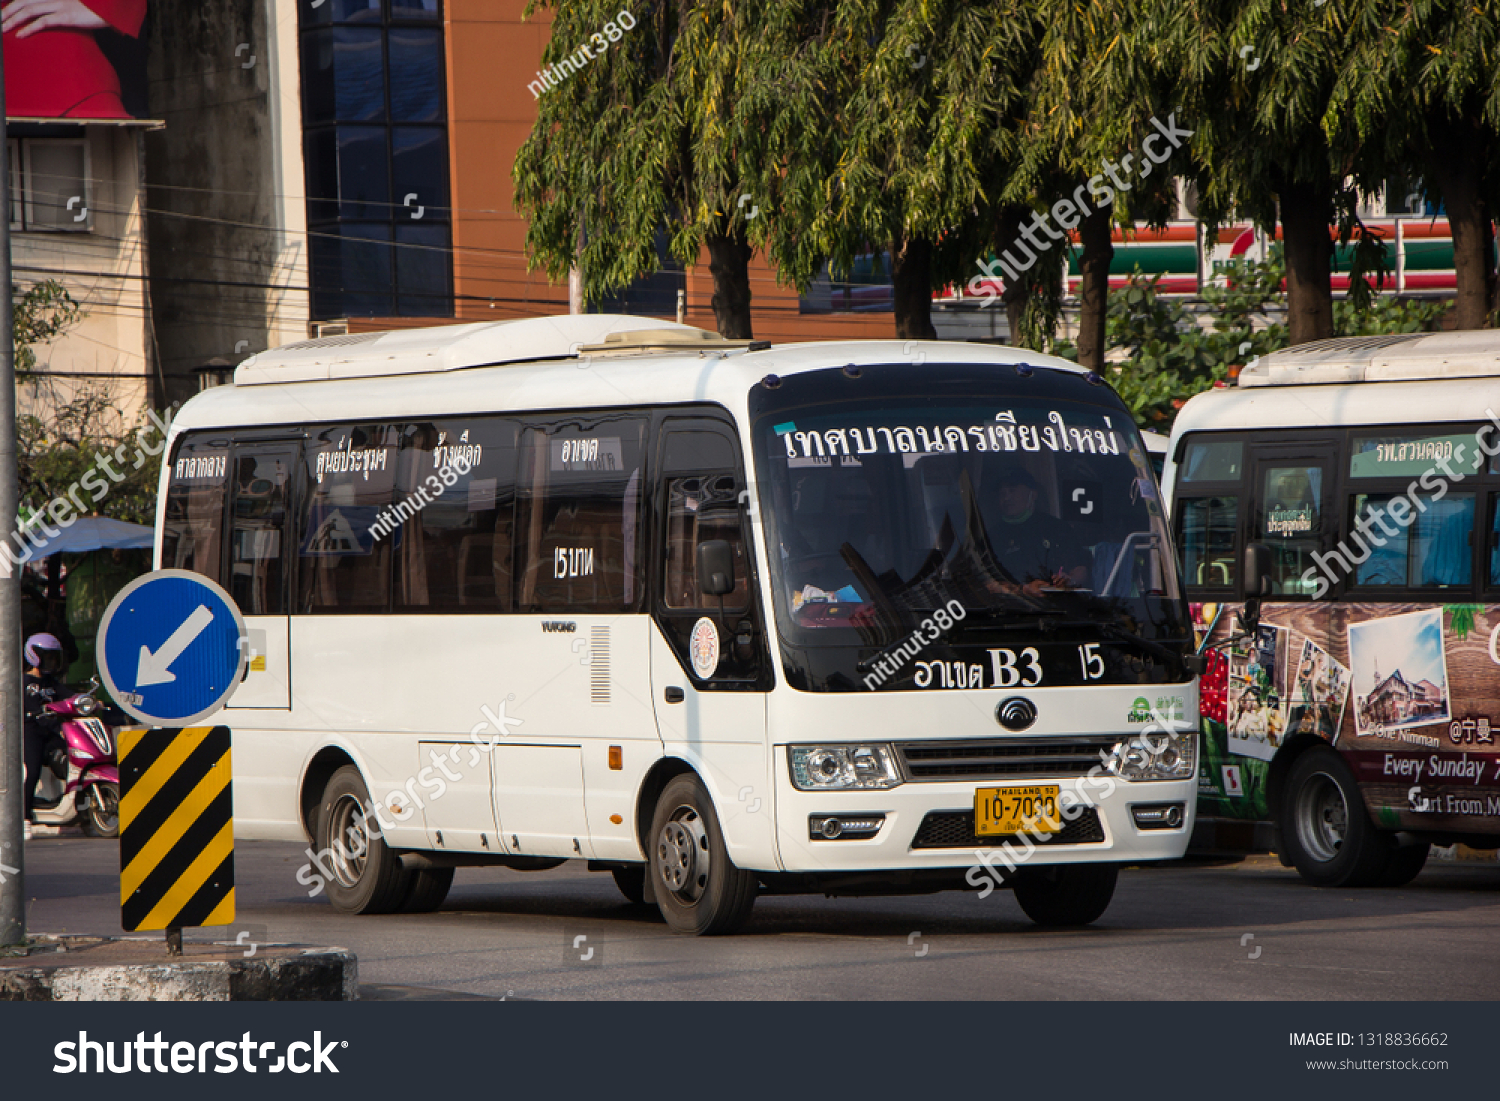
97,569,248,727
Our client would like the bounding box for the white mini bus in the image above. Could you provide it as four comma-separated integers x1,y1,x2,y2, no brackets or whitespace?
159,315,1199,933
1166,330,1500,888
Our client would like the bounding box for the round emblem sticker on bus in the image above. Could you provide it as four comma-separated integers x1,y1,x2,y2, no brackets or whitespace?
690,617,721,679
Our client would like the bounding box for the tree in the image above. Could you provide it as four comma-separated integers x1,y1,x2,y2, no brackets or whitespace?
804,0,1037,339
1162,0,1382,345
11,280,164,527
1009,0,1184,370
515,2,834,339
1095,251,1448,430
14,280,82,381
1330,1,1500,328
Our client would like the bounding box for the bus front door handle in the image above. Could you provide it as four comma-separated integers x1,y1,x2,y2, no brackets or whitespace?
664,686,685,704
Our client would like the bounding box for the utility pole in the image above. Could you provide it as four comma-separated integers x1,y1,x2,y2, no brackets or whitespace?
0,40,24,948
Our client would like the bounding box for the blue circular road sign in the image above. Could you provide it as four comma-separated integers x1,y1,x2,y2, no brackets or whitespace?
97,569,248,727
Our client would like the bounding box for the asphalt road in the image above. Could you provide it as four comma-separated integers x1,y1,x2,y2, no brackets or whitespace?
17,836,1500,1000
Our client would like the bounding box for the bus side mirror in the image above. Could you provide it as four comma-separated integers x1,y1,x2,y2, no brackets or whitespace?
1240,542,1272,635
697,540,736,596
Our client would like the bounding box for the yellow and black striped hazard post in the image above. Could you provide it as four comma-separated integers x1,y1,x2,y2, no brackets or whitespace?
118,726,235,936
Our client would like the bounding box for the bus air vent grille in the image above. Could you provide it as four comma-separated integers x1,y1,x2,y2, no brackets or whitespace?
590,625,610,705
910,808,1106,850
897,737,1118,781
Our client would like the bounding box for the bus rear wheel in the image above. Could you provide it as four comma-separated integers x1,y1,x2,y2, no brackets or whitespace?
1378,841,1430,888
1011,863,1118,926
399,867,454,913
317,766,412,914
649,774,757,935
1282,746,1393,888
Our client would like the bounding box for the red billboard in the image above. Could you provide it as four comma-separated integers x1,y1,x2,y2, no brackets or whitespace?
2,0,146,119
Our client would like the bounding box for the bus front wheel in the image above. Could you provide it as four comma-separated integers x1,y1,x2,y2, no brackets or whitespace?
1011,863,1118,926
1282,746,1393,888
649,774,758,935
316,765,412,914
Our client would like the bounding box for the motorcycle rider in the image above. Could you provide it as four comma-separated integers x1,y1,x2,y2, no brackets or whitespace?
22,632,68,839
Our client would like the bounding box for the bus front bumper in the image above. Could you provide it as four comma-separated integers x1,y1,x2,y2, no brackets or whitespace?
772,772,1197,875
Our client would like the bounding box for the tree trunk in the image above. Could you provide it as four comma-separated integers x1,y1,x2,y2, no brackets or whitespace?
1076,203,1113,372
706,231,754,339
1279,177,1335,345
1426,114,1496,329
997,205,1031,343
892,232,937,340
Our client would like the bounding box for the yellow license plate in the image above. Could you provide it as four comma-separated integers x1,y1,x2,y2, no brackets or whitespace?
975,785,1062,835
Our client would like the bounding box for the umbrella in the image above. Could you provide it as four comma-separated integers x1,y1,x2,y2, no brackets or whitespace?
24,516,154,558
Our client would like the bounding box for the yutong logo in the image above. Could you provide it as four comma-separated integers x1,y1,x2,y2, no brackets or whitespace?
54,1032,345,1074
541,620,576,633
995,697,1037,731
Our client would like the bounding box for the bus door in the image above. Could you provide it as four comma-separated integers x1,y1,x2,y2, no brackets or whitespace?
649,418,773,858
1247,440,1338,598
222,439,298,710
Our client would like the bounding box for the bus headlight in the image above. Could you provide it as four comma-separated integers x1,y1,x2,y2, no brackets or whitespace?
789,745,903,791
1106,726,1197,781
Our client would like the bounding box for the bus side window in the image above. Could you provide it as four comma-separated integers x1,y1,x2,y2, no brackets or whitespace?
162,435,230,582
393,417,518,612
228,447,295,614
1177,496,1237,590
515,415,647,613
298,424,398,612
664,473,748,611
1259,464,1324,595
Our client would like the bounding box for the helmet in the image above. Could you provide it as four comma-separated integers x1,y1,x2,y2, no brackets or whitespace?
24,633,65,676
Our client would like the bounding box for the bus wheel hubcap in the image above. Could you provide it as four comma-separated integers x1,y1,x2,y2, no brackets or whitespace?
1297,772,1347,863
657,806,710,901
327,794,370,888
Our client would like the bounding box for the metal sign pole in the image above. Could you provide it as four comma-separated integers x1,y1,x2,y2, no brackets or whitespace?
0,35,26,949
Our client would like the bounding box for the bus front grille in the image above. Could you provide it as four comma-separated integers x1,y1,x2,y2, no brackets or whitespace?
896,737,1118,781
910,808,1106,850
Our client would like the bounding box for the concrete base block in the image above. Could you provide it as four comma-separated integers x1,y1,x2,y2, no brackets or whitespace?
0,936,357,1001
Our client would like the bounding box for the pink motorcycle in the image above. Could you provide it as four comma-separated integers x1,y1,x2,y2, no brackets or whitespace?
30,678,122,838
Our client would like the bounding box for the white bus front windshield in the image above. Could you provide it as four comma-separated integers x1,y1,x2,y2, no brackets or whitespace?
751,382,1187,664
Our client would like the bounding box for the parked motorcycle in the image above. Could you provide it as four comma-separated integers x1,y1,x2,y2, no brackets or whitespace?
30,678,122,838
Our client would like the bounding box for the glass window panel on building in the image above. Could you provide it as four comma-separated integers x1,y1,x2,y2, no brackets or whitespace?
390,0,441,20
301,28,387,124
304,0,383,27
391,126,447,220
388,29,444,122
300,0,452,319
395,223,453,315
312,224,394,319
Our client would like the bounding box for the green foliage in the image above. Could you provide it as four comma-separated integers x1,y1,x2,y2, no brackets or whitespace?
14,280,83,380
1062,248,1450,430
17,393,165,527
9,280,162,526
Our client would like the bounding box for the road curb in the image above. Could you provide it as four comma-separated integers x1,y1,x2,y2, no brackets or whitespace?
0,936,357,1001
